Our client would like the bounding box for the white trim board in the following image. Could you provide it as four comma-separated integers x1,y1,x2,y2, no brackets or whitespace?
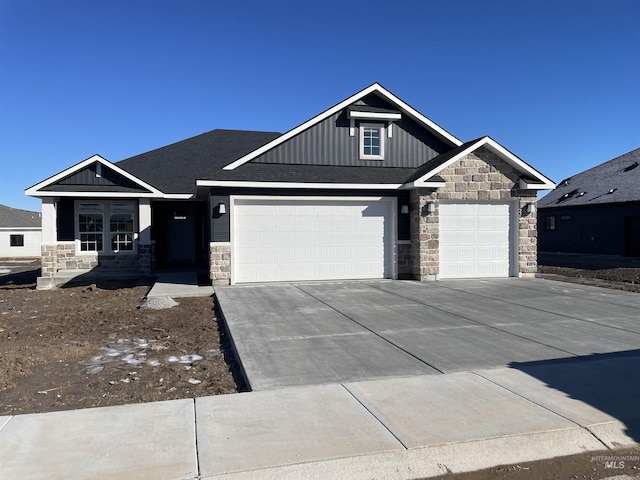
410,136,555,190
222,83,462,171
25,154,166,198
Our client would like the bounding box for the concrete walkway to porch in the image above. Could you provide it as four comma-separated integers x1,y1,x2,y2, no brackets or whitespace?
146,270,214,298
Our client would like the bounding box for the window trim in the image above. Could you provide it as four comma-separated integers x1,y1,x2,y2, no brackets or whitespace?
10,234,24,247
75,201,138,255
359,122,385,160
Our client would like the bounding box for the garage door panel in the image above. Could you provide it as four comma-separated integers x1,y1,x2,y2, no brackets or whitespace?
440,202,513,279
233,199,391,283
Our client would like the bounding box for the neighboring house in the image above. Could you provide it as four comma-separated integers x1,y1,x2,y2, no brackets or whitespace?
538,147,640,256
26,83,554,288
0,204,42,257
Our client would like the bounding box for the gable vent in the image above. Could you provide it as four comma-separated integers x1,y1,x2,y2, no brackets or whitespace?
623,162,639,172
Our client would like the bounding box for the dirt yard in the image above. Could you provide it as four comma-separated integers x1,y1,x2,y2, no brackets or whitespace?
3,258,640,417
1,259,639,479
0,260,241,415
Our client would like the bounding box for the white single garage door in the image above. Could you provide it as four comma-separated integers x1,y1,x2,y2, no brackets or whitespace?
439,202,514,279
233,198,393,283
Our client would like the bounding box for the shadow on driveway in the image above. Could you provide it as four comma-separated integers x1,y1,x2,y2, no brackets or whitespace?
507,349,640,444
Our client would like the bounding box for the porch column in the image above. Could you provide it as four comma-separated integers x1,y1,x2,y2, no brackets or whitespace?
138,199,151,244
41,197,58,243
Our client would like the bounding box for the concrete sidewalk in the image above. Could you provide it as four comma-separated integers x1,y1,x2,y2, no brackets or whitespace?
1,355,639,479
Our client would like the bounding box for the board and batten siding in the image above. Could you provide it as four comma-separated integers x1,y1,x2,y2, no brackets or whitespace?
251,112,450,168
41,162,148,192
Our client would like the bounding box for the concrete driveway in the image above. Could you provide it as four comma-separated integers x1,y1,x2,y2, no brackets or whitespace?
215,278,640,390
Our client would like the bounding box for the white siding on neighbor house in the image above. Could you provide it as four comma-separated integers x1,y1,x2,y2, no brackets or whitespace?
232,197,395,283
0,229,42,257
439,202,514,279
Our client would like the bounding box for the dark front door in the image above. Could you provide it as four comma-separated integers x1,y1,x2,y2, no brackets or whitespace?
168,206,196,264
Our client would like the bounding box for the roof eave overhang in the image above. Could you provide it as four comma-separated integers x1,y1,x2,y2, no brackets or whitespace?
0,226,42,231
196,180,405,190
27,191,193,199
401,181,447,189
413,136,555,190
222,83,463,171
25,154,167,198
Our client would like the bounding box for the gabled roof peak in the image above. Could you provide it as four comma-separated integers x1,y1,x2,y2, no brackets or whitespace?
222,83,463,171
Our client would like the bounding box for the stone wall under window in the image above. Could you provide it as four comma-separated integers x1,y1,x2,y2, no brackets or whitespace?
40,242,153,277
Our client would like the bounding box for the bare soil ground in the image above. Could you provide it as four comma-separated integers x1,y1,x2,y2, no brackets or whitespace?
1,258,638,480
537,265,640,293
0,259,241,416
426,447,640,480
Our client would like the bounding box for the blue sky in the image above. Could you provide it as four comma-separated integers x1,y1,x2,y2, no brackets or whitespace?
1,0,638,211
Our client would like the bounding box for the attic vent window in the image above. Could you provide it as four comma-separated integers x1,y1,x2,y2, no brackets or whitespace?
608,188,617,194
359,123,385,160
624,162,639,172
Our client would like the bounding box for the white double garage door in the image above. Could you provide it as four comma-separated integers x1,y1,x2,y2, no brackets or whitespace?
232,198,516,283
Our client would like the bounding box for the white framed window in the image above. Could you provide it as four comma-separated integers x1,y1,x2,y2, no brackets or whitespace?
76,201,137,253
359,123,385,160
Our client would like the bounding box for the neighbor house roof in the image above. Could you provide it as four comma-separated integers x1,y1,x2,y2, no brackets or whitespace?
0,204,41,228
539,147,640,209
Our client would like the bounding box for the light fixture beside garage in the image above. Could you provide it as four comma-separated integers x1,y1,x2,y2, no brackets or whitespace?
218,203,227,214
522,203,536,215
426,202,436,214
401,205,409,214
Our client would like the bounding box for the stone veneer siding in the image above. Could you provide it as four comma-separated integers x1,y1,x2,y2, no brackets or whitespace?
40,242,153,277
209,243,231,285
410,147,537,280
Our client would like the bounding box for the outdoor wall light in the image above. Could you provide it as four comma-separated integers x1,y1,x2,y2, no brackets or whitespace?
426,202,436,214
525,203,536,215
401,205,409,214
218,203,227,214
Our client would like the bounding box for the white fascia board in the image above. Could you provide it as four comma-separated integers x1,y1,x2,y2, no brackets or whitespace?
222,83,462,171
483,138,556,189
25,154,165,197
411,140,485,185
411,136,555,189
0,227,41,231
402,180,447,189
371,85,462,147
196,180,404,190
28,191,193,199
348,111,402,120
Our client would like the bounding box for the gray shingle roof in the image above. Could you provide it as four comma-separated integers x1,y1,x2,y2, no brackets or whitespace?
539,147,640,209
0,204,41,228
214,163,416,184
116,129,281,193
